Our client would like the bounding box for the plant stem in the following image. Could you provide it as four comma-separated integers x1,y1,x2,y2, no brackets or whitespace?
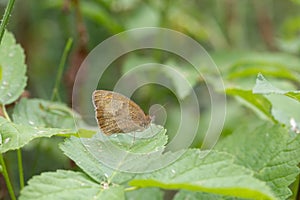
1,105,11,122
1,105,24,193
0,154,16,200
51,38,73,101
17,149,24,189
0,0,16,45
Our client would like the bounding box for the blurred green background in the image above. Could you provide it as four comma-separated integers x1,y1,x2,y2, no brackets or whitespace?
1,0,299,99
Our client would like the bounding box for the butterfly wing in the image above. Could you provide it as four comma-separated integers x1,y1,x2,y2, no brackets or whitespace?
93,90,151,135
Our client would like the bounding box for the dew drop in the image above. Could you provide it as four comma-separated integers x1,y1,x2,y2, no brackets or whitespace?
29,121,35,125
37,130,47,134
7,93,12,97
104,173,108,178
4,138,10,144
171,169,176,174
2,81,8,86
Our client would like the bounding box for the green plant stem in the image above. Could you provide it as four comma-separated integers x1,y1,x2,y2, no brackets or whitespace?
0,154,16,200
51,38,73,101
0,0,16,45
17,149,24,189
1,104,24,192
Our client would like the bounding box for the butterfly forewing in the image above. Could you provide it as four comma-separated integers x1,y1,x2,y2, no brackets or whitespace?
93,90,151,135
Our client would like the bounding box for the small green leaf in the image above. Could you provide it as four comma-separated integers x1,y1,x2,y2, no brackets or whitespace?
0,117,72,153
226,88,276,122
12,98,79,130
19,170,125,200
253,73,300,103
217,123,300,199
253,73,300,130
0,31,27,105
130,150,276,200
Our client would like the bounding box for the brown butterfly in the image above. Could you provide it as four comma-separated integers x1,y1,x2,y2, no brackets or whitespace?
92,90,152,135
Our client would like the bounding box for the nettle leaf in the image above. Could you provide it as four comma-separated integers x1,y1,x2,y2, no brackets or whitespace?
12,98,79,130
174,190,244,200
226,88,276,122
130,150,275,200
253,73,300,103
60,133,134,184
19,170,125,200
253,73,300,131
60,125,173,183
0,31,27,105
126,187,163,200
217,123,300,199
0,117,72,153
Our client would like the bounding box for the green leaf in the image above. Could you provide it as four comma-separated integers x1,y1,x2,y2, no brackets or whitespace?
19,170,125,200
226,88,276,122
0,31,27,105
60,131,135,184
174,190,245,200
253,74,300,131
12,98,79,130
126,187,163,200
253,73,300,103
0,117,72,153
226,60,299,82
213,52,300,81
60,125,171,183
217,123,300,199
130,149,276,200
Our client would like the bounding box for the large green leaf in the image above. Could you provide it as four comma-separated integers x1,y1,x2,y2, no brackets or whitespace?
217,123,300,199
174,190,245,200
60,125,171,183
19,170,125,200
130,149,276,200
12,98,79,130
60,133,134,184
0,117,72,153
126,187,163,200
0,31,27,105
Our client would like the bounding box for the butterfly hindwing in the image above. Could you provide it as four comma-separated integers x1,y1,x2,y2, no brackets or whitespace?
92,90,151,135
